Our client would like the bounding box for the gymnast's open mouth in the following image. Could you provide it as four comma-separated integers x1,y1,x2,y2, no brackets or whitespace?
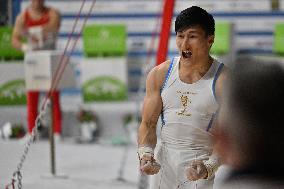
182,50,192,58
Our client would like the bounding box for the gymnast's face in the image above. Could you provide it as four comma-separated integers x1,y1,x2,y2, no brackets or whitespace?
176,25,214,64
31,0,45,10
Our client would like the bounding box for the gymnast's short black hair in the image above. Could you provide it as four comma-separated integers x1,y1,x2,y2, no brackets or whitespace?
175,6,215,36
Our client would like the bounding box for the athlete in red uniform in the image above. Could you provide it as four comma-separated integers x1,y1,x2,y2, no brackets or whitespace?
12,0,62,136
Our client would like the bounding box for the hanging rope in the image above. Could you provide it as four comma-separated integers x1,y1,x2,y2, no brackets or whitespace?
137,0,163,101
50,0,96,95
5,99,50,189
40,0,88,111
5,0,97,188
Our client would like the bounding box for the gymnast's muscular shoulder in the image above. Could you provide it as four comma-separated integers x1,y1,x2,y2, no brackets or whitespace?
146,60,172,92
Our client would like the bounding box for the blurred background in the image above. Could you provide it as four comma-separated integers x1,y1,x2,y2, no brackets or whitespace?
0,0,283,188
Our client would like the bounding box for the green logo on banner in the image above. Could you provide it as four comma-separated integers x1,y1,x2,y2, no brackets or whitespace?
210,22,231,55
0,26,24,60
83,76,127,102
273,23,284,55
0,80,26,105
83,24,127,57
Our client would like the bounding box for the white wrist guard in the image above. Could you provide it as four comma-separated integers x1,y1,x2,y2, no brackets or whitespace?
28,26,44,48
137,146,154,160
203,155,220,179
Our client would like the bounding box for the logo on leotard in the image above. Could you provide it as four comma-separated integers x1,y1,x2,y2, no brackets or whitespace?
176,91,197,116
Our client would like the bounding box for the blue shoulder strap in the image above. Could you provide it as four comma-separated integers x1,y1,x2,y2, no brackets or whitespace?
206,110,218,132
161,58,175,93
207,62,224,131
212,63,224,101
160,58,175,126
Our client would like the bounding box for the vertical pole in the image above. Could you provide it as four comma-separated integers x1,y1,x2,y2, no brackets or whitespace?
49,96,56,176
155,0,175,66
42,96,67,179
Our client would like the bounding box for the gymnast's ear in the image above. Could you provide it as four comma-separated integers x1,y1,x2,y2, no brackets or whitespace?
207,34,214,48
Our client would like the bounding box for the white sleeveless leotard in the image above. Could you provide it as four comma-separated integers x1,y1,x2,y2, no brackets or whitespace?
149,56,224,189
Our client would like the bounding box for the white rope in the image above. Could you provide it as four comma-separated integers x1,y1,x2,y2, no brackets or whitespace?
7,98,50,189
5,0,97,188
